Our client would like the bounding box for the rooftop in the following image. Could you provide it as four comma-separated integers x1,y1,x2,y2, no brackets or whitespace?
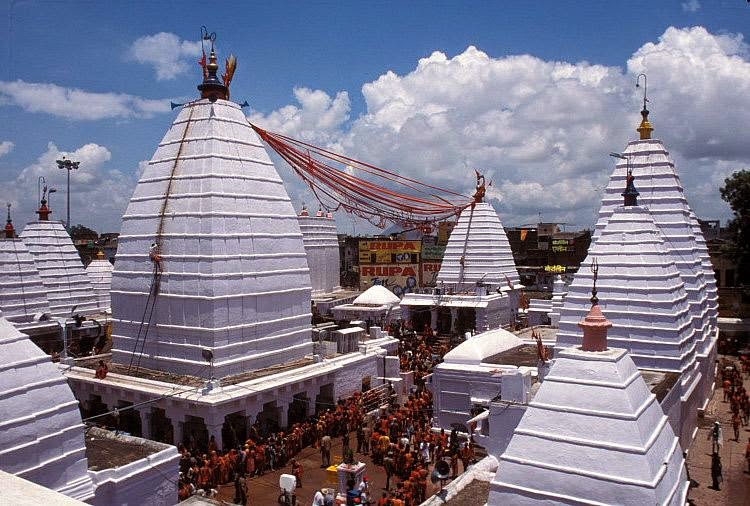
483,344,553,367
84,427,171,471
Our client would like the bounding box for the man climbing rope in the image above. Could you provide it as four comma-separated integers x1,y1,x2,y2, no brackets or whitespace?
149,242,163,272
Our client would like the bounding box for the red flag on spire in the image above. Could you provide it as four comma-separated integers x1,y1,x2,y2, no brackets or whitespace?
199,49,207,79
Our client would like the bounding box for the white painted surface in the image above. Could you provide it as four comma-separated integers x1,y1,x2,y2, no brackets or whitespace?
490,345,688,505
353,285,401,306
437,202,519,291
19,221,98,317
443,328,522,364
0,238,51,322
86,428,179,506
298,214,341,295
86,257,114,311
595,139,717,391
0,315,95,501
110,99,313,377
0,470,87,505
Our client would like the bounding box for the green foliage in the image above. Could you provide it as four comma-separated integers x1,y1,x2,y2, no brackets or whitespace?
720,170,750,286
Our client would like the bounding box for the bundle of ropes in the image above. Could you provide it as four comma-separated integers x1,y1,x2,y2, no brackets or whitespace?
249,123,477,229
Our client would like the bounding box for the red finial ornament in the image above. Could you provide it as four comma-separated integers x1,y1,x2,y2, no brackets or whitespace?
5,203,15,238
578,258,612,352
36,188,51,221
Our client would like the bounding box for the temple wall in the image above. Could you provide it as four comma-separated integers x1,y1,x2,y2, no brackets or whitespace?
298,215,341,295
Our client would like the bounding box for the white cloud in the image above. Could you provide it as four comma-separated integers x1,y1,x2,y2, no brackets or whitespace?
0,140,14,157
682,0,701,12
0,80,171,120
1,142,136,232
126,32,202,81
251,27,748,229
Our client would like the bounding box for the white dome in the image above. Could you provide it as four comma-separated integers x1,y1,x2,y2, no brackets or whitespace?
353,285,401,306
20,221,98,317
0,314,94,501
110,98,313,378
0,238,50,322
443,328,522,364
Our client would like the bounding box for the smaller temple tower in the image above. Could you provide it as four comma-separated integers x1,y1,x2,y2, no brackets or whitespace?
0,204,51,323
19,194,98,317
490,283,688,505
297,206,341,295
86,250,114,311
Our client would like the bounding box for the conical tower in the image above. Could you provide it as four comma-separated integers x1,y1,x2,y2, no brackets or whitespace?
437,201,519,291
0,205,51,322
595,107,718,405
491,292,688,505
110,37,313,378
85,250,114,311
20,195,98,317
0,312,95,501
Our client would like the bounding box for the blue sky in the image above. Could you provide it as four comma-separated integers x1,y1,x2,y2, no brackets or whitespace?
1,0,749,232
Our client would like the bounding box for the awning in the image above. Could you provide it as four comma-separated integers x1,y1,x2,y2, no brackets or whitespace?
399,298,488,308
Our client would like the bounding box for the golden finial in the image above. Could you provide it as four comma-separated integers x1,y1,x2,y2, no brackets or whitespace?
636,74,653,140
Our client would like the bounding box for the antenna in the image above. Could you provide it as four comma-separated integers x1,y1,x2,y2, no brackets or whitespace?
636,73,648,111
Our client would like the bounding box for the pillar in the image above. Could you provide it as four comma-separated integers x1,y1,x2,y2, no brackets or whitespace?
450,308,458,333
166,409,184,447
206,413,224,452
430,309,438,330
139,409,152,439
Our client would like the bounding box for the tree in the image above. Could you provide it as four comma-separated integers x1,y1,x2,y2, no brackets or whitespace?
70,224,98,241
720,169,750,287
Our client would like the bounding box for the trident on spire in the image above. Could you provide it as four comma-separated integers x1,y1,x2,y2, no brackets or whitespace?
636,73,648,112
590,257,599,305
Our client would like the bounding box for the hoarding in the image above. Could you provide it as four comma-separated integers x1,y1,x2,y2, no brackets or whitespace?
421,262,442,286
359,264,419,296
421,244,446,260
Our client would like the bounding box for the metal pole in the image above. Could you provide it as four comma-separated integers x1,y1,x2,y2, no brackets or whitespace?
66,168,70,229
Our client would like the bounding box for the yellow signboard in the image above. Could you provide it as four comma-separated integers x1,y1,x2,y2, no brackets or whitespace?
359,264,419,296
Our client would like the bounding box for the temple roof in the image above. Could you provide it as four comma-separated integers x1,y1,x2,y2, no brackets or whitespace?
595,138,717,357
0,238,50,323
85,253,114,311
0,314,94,501
19,221,98,317
557,205,697,374
297,212,341,295
491,305,688,505
443,328,522,364
437,202,519,290
110,97,313,378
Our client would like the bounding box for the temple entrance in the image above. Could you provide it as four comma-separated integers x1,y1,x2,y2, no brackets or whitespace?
456,308,476,336
222,411,248,449
437,307,452,333
287,393,309,427
183,415,209,451
257,401,280,436
409,308,431,335
116,401,142,437
81,394,108,420
149,408,174,445
316,383,335,415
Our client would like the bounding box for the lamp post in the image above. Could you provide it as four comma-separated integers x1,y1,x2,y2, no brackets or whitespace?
56,156,79,230
47,187,58,211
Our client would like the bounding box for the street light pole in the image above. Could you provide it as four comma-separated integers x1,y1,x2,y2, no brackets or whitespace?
56,156,79,230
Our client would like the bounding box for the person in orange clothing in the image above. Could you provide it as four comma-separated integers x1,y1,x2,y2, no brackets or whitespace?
197,461,212,492
377,492,389,506
291,458,303,488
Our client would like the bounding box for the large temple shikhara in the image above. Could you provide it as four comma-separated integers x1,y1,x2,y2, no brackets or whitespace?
0,28,728,506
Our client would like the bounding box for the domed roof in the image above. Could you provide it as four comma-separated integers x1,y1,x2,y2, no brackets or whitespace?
557,205,697,374
0,238,50,322
110,98,313,378
0,313,94,501
595,138,716,358
85,253,114,311
443,328,522,364
353,284,401,306
437,202,519,290
20,221,98,317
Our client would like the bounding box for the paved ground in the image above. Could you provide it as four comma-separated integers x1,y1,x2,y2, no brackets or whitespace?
217,435,466,505
686,356,749,505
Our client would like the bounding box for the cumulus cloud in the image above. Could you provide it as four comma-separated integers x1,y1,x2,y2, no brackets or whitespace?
0,80,171,120
682,0,701,12
126,32,202,81
251,26,748,229
1,142,136,232
0,140,14,157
